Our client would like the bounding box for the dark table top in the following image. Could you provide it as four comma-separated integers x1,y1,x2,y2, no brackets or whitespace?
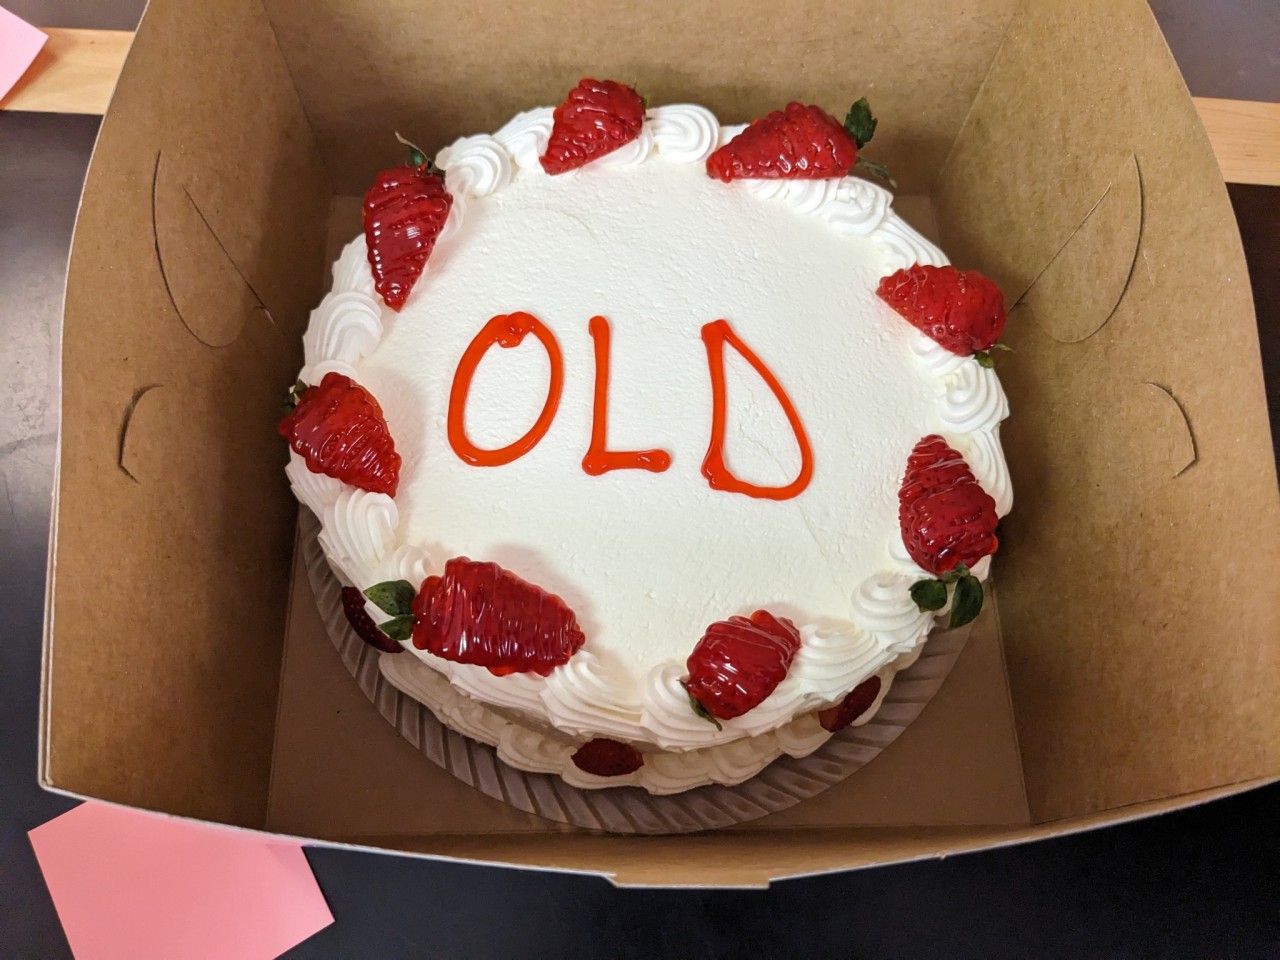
2,2,1277,957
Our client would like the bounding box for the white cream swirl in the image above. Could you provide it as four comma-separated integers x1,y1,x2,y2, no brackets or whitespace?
644,750,718,795
774,714,829,757
447,661,545,716
790,621,885,693
318,489,398,585
648,104,721,163
542,651,645,740
379,542,434,588
938,362,1009,433
907,327,969,377
493,107,554,170
740,178,842,215
331,237,376,297
438,134,513,198
850,573,935,654
497,725,571,775
818,178,894,236
439,690,495,744
710,735,784,785
954,427,1014,517
640,662,727,743
719,677,811,738
874,214,949,272
285,450,344,520
302,291,383,385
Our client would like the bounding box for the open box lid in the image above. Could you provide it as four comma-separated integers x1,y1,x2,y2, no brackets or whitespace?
42,0,1279,883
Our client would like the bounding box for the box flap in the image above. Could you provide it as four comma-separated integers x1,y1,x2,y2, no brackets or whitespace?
260,0,1018,195
45,0,329,824
934,0,1280,820
302,776,1271,887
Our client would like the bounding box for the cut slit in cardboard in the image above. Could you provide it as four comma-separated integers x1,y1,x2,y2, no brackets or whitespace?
42,0,1280,886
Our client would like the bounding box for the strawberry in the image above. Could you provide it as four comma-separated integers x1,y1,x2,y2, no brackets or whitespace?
341,586,403,653
900,435,999,576
540,78,646,175
817,676,882,732
363,157,453,311
685,610,802,722
877,264,1008,364
707,102,855,181
279,372,401,496
706,97,892,184
571,738,644,777
899,435,999,628
411,557,586,676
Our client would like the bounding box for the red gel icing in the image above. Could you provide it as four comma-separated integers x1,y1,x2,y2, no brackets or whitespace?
699,319,813,501
581,315,672,476
448,311,564,467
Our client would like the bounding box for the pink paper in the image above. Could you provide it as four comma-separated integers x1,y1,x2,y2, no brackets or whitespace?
0,5,47,100
29,802,333,960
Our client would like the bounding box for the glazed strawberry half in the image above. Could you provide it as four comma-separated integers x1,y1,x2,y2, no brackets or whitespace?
706,97,893,185
341,585,408,653
817,676,882,732
279,372,401,496
684,610,802,723
877,264,1008,365
899,435,999,628
540,78,646,175
363,142,454,311
571,738,645,777
411,557,586,676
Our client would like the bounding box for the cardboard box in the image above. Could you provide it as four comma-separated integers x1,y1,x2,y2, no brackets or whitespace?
42,0,1280,886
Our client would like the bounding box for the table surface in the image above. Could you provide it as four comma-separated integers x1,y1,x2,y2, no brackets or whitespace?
2,2,1278,958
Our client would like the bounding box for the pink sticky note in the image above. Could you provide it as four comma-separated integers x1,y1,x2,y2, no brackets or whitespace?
0,6,48,100
29,802,333,960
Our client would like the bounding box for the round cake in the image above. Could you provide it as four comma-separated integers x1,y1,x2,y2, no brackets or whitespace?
280,81,1012,795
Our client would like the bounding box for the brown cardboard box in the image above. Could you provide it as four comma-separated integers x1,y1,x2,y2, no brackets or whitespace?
42,0,1280,886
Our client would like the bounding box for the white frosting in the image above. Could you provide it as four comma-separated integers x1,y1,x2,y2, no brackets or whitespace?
493,108,554,170
648,104,720,162
300,291,382,385
294,102,1012,792
437,134,513,199
317,489,397,585
378,652,901,794
849,573,935,653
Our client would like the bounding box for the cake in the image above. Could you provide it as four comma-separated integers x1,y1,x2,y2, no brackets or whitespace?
280,80,1012,795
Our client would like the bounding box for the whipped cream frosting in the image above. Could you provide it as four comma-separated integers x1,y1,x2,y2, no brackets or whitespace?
291,102,1011,792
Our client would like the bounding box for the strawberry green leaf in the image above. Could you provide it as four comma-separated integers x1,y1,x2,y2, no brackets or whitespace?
910,578,948,612
941,562,970,584
379,614,415,643
682,682,723,731
949,575,984,628
852,155,897,189
975,350,995,368
282,379,309,411
990,342,1014,352
394,131,434,171
364,580,416,617
844,97,878,148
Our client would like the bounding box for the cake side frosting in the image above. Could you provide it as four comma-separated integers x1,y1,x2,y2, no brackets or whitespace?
289,102,1011,791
